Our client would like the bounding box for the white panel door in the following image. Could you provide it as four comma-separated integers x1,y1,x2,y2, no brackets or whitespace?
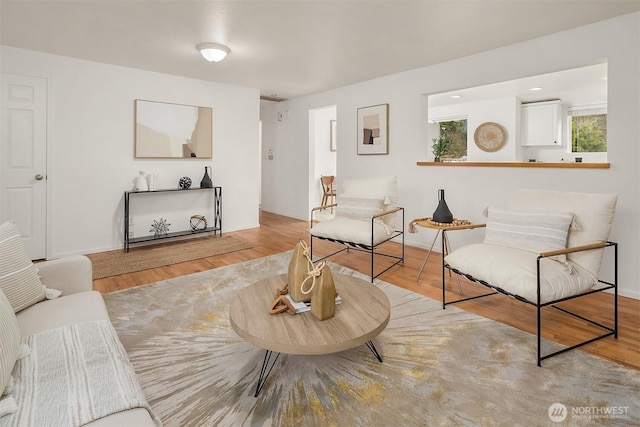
1,74,48,259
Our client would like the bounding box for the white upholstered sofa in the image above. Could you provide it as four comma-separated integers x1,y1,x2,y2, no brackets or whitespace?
444,189,618,365
0,221,159,426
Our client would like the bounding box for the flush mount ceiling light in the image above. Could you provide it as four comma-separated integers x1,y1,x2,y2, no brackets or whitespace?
197,43,230,62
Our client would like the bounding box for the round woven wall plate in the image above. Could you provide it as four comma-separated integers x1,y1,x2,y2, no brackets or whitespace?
474,122,506,152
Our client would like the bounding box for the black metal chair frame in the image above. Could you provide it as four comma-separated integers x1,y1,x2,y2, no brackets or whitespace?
310,205,405,282
442,239,618,366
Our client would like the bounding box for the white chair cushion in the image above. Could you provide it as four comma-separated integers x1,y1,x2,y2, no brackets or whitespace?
507,189,617,277
336,194,384,221
311,217,394,247
445,243,596,304
0,222,46,313
342,176,398,227
484,208,573,261
0,289,20,396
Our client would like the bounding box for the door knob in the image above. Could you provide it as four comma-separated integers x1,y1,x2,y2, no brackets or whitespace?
35,174,44,181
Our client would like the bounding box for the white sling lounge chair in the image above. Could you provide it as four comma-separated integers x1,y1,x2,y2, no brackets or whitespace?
444,188,618,366
310,176,405,282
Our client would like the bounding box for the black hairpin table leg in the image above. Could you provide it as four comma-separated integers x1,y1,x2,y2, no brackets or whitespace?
366,340,383,363
255,350,281,397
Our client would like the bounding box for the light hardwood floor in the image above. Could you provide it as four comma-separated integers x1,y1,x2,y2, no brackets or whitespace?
94,211,639,370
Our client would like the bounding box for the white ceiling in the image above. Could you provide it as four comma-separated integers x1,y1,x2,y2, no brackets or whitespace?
429,63,608,108
1,1,639,100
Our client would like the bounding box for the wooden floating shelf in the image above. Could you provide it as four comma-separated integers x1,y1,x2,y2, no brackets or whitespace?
416,162,610,169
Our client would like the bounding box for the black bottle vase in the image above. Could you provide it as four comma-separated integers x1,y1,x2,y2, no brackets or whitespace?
432,189,453,223
200,166,213,188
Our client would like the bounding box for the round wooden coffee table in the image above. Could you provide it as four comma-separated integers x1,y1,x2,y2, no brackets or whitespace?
229,273,390,396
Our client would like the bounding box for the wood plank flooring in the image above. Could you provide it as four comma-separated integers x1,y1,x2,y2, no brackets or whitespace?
93,211,639,370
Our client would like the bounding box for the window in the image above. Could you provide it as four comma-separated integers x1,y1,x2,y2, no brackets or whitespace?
438,119,467,159
569,108,607,153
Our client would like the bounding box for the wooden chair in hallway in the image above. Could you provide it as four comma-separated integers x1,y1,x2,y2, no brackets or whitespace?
320,175,336,211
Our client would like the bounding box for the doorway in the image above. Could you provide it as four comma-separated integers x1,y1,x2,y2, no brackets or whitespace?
309,105,337,215
1,73,48,259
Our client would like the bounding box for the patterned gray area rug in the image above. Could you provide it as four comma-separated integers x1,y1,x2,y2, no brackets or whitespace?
103,252,639,427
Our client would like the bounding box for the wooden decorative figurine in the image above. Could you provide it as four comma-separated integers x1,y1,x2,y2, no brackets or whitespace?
310,264,337,321
288,239,313,302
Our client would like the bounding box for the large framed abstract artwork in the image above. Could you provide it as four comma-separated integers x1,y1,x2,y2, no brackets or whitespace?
357,104,388,155
134,99,213,159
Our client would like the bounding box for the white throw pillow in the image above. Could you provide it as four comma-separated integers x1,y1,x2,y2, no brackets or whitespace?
336,194,384,221
507,189,617,277
0,289,20,400
341,176,398,227
484,208,573,260
0,222,46,313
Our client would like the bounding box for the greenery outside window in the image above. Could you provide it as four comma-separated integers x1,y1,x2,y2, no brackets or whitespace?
438,119,467,159
569,107,607,153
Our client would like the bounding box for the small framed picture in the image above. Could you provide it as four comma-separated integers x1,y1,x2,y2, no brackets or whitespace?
357,104,388,155
330,120,337,152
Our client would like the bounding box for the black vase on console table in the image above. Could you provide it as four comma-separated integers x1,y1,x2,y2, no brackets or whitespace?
200,166,213,188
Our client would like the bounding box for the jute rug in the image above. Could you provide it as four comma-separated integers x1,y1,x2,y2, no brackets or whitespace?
87,235,252,279
103,253,639,426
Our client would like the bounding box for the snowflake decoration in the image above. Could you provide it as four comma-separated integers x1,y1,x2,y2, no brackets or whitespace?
150,218,171,237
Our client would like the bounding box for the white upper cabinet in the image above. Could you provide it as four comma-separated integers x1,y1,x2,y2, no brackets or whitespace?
521,100,563,146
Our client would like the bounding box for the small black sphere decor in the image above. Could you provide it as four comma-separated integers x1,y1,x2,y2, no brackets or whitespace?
179,176,192,189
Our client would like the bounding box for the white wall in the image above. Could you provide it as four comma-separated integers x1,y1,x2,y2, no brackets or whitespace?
1,46,260,257
310,105,337,209
260,12,640,299
259,103,310,219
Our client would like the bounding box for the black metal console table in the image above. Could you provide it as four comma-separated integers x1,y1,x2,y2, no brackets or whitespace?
124,187,222,252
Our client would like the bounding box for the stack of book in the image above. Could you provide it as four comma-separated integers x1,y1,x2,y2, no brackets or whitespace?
284,294,342,314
